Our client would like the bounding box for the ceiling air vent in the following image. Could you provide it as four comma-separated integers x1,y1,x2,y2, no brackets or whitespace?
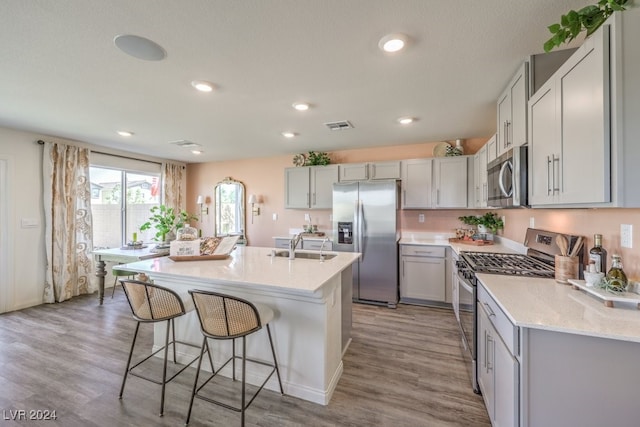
169,139,200,148
324,120,354,131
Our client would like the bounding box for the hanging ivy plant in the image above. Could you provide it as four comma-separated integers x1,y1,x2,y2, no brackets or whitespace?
544,0,628,52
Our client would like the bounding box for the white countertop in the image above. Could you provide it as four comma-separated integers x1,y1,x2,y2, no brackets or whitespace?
477,273,640,343
120,245,360,295
398,231,520,255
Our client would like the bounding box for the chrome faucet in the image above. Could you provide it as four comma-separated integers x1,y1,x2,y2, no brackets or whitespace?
289,233,303,259
319,237,329,263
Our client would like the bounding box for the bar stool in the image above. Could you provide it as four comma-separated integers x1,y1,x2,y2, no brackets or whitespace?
119,280,211,416
186,290,284,426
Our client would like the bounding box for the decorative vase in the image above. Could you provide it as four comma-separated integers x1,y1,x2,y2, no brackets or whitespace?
455,139,465,155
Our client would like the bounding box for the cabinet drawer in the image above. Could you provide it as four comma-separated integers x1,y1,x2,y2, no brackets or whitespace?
302,240,332,250
478,283,518,356
273,238,291,249
400,245,445,258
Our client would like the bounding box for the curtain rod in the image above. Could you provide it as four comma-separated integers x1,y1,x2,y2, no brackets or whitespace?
37,139,170,167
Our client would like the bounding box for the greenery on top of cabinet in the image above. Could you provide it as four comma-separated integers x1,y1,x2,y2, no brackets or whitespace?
544,0,627,52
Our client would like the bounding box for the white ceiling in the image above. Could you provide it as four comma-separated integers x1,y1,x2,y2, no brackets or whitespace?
0,0,588,163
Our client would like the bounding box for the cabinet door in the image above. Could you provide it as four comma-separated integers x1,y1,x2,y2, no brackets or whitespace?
528,81,558,206
274,238,291,249
401,159,432,208
370,161,401,180
434,157,468,208
302,239,332,250
474,153,480,207
400,256,446,301
510,64,529,148
478,145,488,207
494,334,519,427
477,301,495,421
497,90,511,157
558,27,610,204
486,134,497,163
284,167,310,208
339,163,368,181
311,165,339,209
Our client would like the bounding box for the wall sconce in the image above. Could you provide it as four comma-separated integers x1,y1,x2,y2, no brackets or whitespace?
248,194,261,224
196,195,208,215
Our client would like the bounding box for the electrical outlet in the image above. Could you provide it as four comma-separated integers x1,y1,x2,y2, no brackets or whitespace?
501,215,506,228
304,213,311,222
529,217,535,228
272,213,278,221
621,224,633,248
418,213,425,223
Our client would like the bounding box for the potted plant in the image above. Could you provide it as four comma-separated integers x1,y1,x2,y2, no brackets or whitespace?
458,212,504,234
140,205,198,243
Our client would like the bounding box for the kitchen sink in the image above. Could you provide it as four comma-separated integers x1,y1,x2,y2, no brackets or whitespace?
272,250,337,260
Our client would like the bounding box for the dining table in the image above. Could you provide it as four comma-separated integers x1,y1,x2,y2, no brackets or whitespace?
92,245,168,305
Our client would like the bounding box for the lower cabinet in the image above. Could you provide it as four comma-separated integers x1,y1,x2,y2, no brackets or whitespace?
399,245,446,303
477,282,519,427
273,238,332,251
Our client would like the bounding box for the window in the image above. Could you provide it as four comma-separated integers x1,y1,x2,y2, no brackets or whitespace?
90,154,161,248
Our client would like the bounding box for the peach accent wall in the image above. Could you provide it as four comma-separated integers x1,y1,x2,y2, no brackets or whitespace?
186,137,640,280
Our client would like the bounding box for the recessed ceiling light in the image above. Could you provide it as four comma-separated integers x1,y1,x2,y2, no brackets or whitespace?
191,150,203,155
191,80,215,92
117,131,134,137
397,117,415,125
282,132,297,138
113,34,167,61
379,33,408,53
292,102,310,111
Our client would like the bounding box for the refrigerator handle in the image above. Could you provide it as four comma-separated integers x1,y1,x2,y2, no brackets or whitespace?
353,199,359,253
358,199,365,261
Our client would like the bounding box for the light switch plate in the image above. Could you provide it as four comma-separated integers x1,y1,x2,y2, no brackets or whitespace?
418,214,425,223
621,224,633,248
272,213,278,221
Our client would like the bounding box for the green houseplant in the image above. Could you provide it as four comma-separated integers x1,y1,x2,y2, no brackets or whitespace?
458,212,504,234
139,205,198,242
544,0,628,52
306,151,331,166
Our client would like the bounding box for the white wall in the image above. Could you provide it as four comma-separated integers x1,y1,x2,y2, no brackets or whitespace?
0,127,47,311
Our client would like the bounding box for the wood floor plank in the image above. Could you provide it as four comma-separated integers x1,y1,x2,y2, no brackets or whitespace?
0,292,490,426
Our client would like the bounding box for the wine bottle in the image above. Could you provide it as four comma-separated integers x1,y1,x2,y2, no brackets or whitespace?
588,234,607,273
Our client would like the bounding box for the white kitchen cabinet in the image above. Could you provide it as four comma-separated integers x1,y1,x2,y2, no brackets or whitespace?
284,165,339,209
401,158,432,209
528,26,610,206
433,156,469,208
497,62,529,157
474,145,488,208
399,245,446,303
477,283,519,427
486,133,497,164
339,161,401,181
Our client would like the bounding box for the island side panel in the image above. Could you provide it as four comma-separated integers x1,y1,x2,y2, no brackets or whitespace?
341,265,353,354
522,327,640,427
151,274,344,406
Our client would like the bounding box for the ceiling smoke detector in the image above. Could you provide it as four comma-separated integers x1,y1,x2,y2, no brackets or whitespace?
324,120,354,131
169,140,201,148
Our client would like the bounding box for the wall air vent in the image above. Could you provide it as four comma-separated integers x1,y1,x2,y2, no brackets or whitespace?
324,120,354,131
169,139,201,148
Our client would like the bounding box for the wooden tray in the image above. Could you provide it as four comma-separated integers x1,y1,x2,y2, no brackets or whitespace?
448,238,493,246
169,254,230,261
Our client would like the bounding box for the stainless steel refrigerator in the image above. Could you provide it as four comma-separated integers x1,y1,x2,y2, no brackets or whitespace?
332,180,400,307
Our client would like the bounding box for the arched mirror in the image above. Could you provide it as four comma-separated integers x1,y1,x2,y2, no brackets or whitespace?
214,177,246,238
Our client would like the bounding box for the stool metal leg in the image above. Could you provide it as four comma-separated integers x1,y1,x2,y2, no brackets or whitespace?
241,336,246,426
266,324,284,394
159,318,171,417
186,336,208,425
119,321,140,398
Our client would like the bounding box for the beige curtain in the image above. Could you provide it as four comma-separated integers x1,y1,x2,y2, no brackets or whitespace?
42,142,95,303
162,162,184,212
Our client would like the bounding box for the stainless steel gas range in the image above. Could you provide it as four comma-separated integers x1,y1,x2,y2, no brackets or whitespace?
453,228,584,393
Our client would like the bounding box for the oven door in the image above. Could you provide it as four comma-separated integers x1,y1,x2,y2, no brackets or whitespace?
456,268,479,393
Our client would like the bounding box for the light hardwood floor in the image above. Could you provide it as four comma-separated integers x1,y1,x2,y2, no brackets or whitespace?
0,291,490,426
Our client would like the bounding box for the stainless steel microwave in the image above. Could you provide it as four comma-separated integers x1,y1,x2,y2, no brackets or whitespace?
487,146,528,208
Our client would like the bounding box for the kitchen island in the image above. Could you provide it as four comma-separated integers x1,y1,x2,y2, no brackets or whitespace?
118,245,360,405
477,274,640,426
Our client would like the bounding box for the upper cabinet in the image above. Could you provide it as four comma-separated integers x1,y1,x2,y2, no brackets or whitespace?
529,26,610,206
284,165,339,209
401,159,433,208
474,144,488,208
339,161,401,182
485,134,497,164
433,156,470,208
497,62,529,157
